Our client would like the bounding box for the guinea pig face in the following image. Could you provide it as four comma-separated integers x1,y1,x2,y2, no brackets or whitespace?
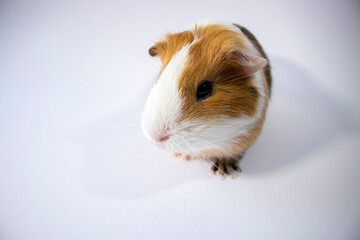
141,22,267,153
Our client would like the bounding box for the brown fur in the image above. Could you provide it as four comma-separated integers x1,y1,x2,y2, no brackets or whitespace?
149,23,271,161
183,24,270,159
234,24,272,94
177,24,260,123
200,70,270,159
149,31,194,77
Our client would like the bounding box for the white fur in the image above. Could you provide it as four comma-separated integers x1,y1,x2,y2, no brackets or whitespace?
166,117,258,153
141,44,190,145
142,20,267,155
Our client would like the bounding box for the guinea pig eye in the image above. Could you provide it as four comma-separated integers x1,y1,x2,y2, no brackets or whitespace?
196,80,213,101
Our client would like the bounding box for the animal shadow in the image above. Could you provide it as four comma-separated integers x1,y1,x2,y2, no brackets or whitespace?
242,56,351,174
76,92,210,200
76,56,352,200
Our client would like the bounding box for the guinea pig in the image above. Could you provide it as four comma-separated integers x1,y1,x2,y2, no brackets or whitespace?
141,20,271,179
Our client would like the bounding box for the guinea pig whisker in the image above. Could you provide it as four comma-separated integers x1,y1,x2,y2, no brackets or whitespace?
117,129,143,135
220,74,254,84
217,73,254,82
167,140,175,149
115,119,142,124
200,155,225,175
107,125,141,132
130,51,159,78
238,152,273,167
176,134,190,150
185,132,219,147
119,132,146,145
185,132,270,168
195,150,246,176
240,160,254,173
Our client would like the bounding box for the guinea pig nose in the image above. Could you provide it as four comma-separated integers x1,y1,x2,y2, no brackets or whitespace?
158,135,169,142
151,129,170,142
152,133,169,142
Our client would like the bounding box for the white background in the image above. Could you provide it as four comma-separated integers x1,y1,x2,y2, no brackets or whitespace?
1,0,360,239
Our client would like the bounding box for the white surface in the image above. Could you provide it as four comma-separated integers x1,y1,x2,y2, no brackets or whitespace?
1,0,360,239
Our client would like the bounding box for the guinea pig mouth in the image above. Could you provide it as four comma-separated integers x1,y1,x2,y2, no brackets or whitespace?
154,135,184,152
155,141,166,149
154,139,172,151
155,134,170,144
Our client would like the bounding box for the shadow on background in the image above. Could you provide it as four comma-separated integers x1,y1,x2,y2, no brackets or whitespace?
75,83,211,200
243,56,357,174
76,56,357,199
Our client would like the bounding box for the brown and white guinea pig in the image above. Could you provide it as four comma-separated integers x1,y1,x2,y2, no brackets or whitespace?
141,20,272,178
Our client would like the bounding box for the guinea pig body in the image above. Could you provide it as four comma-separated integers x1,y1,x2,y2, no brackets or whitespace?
141,20,271,178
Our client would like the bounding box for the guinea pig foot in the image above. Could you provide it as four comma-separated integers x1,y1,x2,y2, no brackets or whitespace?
211,159,242,179
172,153,182,157
171,153,192,161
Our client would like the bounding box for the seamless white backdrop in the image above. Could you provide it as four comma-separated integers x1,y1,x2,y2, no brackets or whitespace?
1,0,360,239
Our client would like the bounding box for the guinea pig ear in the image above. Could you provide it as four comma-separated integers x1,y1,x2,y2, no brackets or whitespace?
232,51,268,74
148,42,166,57
148,45,159,57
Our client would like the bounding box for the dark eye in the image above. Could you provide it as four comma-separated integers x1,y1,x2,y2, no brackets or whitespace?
196,80,213,101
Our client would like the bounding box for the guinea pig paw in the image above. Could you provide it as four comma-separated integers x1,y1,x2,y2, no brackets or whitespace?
211,159,242,180
172,153,182,158
171,153,192,162
182,155,192,161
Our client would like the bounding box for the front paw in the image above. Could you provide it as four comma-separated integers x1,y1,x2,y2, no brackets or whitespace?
172,153,192,161
211,158,242,179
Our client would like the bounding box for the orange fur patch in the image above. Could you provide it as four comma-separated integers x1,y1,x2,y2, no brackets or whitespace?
177,24,260,123
149,23,271,159
149,31,194,76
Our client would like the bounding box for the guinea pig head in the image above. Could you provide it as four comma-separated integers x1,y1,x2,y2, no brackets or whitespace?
141,23,267,153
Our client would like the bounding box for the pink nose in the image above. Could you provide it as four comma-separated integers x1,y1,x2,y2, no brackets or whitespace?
152,132,170,142
158,135,169,142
